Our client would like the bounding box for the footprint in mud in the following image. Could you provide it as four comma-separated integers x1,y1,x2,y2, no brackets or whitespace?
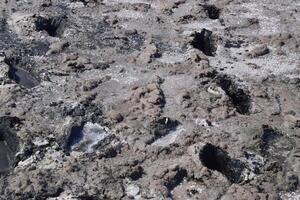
203,4,220,20
260,125,294,159
190,28,217,56
0,117,20,173
8,65,39,88
5,56,39,89
147,117,182,145
199,143,246,183
215,75,252,115
34,16,66,37
66,122,113,153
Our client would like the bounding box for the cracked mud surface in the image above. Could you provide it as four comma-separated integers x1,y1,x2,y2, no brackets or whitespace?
0,0,300,199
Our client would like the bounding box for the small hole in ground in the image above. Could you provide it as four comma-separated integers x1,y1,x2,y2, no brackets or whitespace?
200,143,225,171
35,16,66,37
203,5,220,19
66,124,84,151
129,166,144,181
199,143,245,183
190,29,217,56
165,168,188,195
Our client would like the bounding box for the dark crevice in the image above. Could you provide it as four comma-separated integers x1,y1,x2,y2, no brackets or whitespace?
199,143,245,183
190,29,217,56
129,166,144,181
35,16,66,37
203,5,220,19
66,124,84,151
224,40,244,48
0,18,7,32
165,168,188,197
215,75,251,115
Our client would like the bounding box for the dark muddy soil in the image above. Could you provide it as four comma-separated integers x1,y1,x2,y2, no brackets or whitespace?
0,0,299,199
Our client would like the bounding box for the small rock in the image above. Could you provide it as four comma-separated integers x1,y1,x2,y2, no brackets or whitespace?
284,114,300,128
46,41,69,55
138,43,160,63
106,110,123,123
249,44,270,58
247,63,261,69
252,87,268,98
33,138,49,147
146,83,159,92
39,0,52,7
62,53,79,63
126,184,140,197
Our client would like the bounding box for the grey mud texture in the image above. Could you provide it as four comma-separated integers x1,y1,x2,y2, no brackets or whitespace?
0,0,299,199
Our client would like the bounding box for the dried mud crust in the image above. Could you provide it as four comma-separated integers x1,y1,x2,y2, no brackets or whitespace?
0,0,300,199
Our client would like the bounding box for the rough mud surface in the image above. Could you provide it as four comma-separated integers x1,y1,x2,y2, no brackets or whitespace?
0,0,300,199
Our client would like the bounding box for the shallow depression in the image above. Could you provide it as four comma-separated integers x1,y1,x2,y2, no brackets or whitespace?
8,65,39,88
0,117,19,173
0,141,14,173
4,56,39,89
152,125,185,146
67,122,112,153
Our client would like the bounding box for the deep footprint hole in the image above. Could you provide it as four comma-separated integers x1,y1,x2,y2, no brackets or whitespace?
66,124,84,151
216,75,251,115
129,166,144,181
165,168,188,196
199,143,245,183
203,5,220,19
35,16,66,37
200,143,225,172
190,28,217,56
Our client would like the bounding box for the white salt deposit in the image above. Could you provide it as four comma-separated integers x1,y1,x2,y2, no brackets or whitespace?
71,122,111,153
152,126,185,146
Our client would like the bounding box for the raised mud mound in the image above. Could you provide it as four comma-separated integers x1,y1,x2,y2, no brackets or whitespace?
0,0,300,199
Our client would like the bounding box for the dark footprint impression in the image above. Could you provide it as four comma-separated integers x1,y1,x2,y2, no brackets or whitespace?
199,143,246,183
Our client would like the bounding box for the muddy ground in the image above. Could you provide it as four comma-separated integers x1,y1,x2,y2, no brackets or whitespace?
0,0,300,199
